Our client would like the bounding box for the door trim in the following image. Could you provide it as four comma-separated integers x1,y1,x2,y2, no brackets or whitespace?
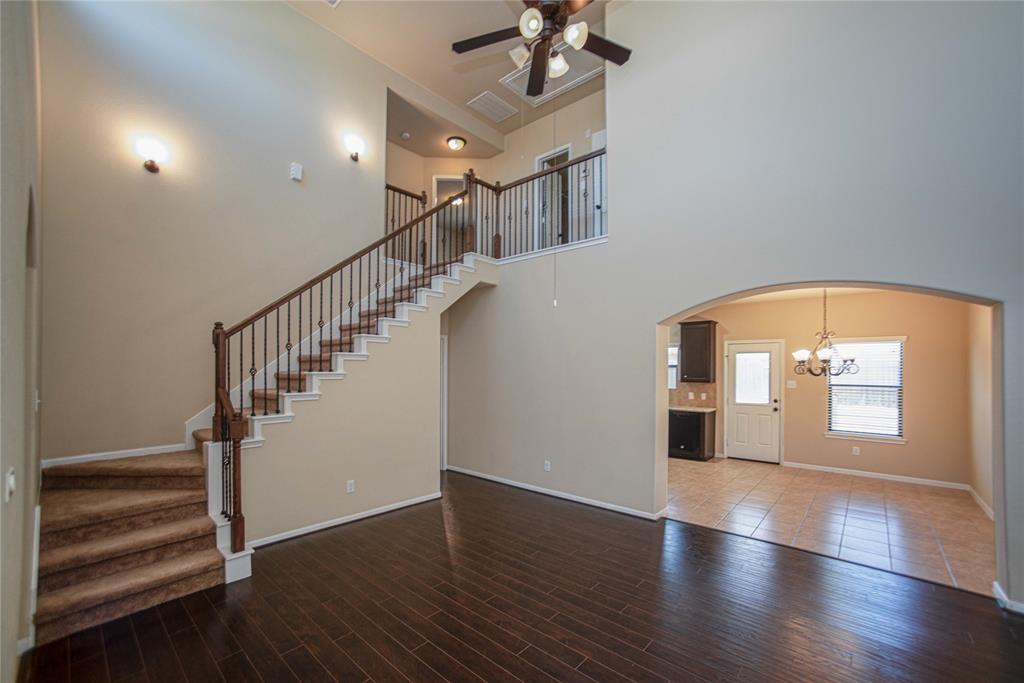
533,144,572,249
723,339,785,464
440,334,449,471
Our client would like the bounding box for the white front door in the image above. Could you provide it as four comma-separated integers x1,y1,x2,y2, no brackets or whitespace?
725,341,782,463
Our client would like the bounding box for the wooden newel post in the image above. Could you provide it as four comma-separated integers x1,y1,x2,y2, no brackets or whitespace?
229,414,246,553
212,322,225,441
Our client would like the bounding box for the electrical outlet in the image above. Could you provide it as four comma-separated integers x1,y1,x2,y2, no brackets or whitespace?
346,479,355,493
543,460,551,472
851,447,860,456
688,392,694,400
700,393,707,400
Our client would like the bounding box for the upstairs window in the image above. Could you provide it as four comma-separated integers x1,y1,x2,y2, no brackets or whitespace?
828,339,904,439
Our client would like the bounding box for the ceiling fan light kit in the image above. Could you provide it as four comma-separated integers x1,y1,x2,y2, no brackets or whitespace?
451,0,632,97
519,7,543,40
547,51,569,79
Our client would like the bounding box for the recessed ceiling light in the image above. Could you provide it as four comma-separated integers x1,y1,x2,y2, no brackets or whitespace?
447,136,467,151
400,131,411,140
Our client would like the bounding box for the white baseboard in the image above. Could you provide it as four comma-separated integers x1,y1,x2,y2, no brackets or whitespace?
993,581,1024,614
247,492,443,549
654,506,669,519
969,487,995,520
42,442,189,468
782,461,970,490
16,636,33,656
446,465,662,521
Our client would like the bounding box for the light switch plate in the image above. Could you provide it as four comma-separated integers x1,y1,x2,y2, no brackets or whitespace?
688,392,695,400
786,380,797,389
289,162,303,182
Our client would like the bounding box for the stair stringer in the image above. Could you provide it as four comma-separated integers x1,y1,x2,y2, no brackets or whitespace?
204,254,498,578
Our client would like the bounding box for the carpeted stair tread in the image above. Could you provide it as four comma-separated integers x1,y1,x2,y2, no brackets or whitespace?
40,488,206,533
44,451,203,478
35,549,224,622
39,516,215,577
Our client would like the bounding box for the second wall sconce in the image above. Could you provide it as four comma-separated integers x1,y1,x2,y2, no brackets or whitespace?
344,133,366,162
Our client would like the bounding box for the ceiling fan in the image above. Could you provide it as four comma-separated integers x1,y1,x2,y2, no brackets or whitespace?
451,0,631,97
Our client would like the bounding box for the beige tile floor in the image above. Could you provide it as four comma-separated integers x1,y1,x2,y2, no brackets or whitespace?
667,457,996,595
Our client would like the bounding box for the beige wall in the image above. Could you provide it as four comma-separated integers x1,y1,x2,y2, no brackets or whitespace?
37,1,496,459
485,89,606,184
385,141,425,194
967,305,995,510
450,2,1023,599
675,291,985,485
1,0,42,674
243,262,497,543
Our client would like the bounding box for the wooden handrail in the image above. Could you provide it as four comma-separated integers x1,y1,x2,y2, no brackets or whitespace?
385,183,427,203
224,189,468,336
496,148,606,192
470,176,500,193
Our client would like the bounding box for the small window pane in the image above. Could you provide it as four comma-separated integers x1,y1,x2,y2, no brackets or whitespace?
734,352,770,404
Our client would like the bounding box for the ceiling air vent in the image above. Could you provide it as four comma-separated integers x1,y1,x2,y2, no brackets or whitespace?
466,91,519,123
324,0,342,7
500,42,604,107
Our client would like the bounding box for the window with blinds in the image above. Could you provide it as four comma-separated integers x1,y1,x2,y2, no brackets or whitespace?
828,339,904,438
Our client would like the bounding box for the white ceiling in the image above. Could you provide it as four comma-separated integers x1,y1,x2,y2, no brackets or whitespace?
290,0,609,135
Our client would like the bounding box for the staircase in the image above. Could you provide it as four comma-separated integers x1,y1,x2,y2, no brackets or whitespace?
35,448,222,644
33,151,607,645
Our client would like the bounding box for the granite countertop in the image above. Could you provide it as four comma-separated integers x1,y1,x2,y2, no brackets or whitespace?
669,405,717,413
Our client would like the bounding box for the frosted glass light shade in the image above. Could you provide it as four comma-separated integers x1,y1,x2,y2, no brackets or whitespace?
792,349,812,362
509,43,531,69
519,8,543,39
548,52,569,79
564,21,588,50
134,137,168,163
816,347,834,361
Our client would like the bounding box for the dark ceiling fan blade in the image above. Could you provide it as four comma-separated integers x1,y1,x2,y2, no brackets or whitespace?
452,26,521,54
566,0,593,14
582,32,632,65
526,38,550,96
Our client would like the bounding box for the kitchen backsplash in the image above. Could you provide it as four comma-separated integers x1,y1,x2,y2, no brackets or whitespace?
670,381,718,408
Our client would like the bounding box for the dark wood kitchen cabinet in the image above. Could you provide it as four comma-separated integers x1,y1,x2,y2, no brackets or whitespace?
678,320,716,383
669,409,716,460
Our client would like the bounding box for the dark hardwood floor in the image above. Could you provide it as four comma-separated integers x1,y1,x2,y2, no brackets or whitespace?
23,471,1024,682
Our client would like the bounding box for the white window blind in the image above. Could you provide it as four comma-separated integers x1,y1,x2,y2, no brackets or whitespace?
828,340,904,438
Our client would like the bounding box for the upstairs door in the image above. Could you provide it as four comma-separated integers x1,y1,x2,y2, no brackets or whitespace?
725,341,782,463
535,147,570,249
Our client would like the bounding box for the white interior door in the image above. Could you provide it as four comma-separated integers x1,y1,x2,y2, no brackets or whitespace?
726,341,782,463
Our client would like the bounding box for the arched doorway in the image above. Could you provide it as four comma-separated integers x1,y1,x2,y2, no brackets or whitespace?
658,281,1002,598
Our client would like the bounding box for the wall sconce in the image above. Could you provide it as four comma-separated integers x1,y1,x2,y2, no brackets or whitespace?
447,136,467,152
344,134,366,162
134,137,168,173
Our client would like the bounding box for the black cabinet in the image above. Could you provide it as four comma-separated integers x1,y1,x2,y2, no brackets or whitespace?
669,409,716,461
678,320,716,383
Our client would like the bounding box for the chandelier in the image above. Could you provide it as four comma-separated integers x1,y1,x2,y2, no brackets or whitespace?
792,289,859,377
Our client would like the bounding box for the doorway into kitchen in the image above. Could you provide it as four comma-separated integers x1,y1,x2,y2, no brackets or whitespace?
662,285,999,597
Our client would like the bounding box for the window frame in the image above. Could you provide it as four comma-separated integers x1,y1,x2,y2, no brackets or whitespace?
825,336,907,444
668,344,679,390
